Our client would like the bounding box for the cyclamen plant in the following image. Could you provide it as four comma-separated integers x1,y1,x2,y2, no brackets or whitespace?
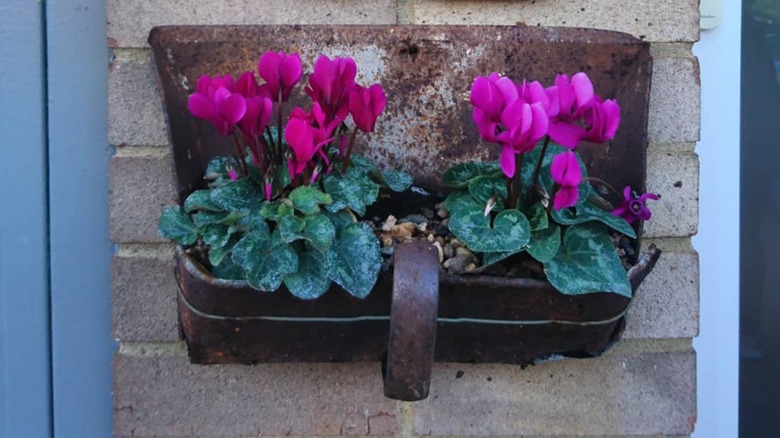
159,52,413,300
443,72,659,298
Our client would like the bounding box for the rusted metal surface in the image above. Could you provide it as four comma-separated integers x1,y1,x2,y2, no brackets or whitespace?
148,25,651,200
175,243,660,365
384,242,439,401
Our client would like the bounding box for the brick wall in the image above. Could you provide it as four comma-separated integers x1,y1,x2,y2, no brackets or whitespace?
109,1,701,436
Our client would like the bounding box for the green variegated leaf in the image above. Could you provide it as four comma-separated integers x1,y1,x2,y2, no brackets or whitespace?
158,206,199,245
279,214,306,243
283,248,331,300
467,176,507,210
379,169,413,192
302,214,336,252
551,201,636,239
348,154,377,174
322,169,380,216
443,189,472,213
192,210,246,227
210,257,245,280
288,186,333,215
210,178,265,211
543,223,632,297
232,210,270,234
202,224,231,249
480,250,521,269
526,223,561,263
527,202,549,231
324,210,356,234
232,231,298,292
260,200,294,221
204,156,232,186
184,190,222,213
326,222,381,298
208,235,238,267
448,198,531,253
442,162,502,187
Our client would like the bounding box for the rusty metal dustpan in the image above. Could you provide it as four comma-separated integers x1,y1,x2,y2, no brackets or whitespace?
151,24,659,401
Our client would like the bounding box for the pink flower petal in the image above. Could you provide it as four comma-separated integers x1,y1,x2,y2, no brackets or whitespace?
571,72,594,107
529,102,550,141
258,51,282,99
499,145,516,178
236,71,258,97
279,53,303,100
553,186,579,210
188,93,217,120
220,93,247,125
547,121,585,149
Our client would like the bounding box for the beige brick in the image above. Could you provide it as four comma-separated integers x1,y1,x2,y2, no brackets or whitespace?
624,249,699,339
108,0,398,48
414,351,695,436
110,155,177,243
112,255,180,342
644,152,699,237
109,53,169,147
113,354,399,436
407,0,699,42
649,57,701,143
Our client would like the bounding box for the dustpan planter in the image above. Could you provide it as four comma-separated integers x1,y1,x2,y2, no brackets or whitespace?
150,25,660,401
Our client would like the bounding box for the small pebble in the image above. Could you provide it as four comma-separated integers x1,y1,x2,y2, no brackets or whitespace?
440,218,449,227
437,208,449,219
450,238,464,249
443,254,471,274
420,207,435,220
455,247,475,260
465,263,477,272
417,222,428,233
381,235,394,248
433,223,449,237
435,202,444,210
402,214,428,225
432,241,444,263
427,233,435,242
435,236,446,246
381,215,397,232
381,246,395,257
390,222,416,239
443,243,454,259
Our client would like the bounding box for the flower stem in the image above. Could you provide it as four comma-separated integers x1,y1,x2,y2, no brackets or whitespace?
547,184,560,215
582,176,621,198
341,127,359,174
510,152,524,209
531,136,550,186
277,91,284,164
231,132,249,176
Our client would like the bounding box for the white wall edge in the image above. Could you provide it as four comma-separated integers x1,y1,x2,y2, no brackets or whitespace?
692,1,741,436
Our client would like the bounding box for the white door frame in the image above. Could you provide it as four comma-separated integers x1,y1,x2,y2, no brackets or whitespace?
693,1,741,436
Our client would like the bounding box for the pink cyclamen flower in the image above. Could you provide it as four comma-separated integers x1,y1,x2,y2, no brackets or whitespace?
550,151,582,210
494,100,549,178
545,72,595,148
258,51,303,102
188,75,247,136
470,73,519,142
583,97,620,144
349,84,387,133
284,103,337,178
612,186,659,224
306,55,357,123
